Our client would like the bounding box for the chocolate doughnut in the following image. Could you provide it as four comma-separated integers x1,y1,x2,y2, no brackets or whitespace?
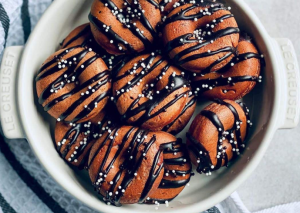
186,100,251,175
54,109,116,168
89,0,161,55
145,138,192,204
112,53,193,131
36,47,111,123
162,0,239,73
87,126,191,205
191,36,262,100
61,23,131,74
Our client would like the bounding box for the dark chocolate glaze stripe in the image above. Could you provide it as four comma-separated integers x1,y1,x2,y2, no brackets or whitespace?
44,70,109,111
201,110,226,170
186,132,212,173
191,52,261,92
162,93,196,133
159,179,190,189
89,13,135,52
124,0,157,40
61,24,91,48
164,157,186,165
70,89,110,123
138,149,163,203
146,0,159,8
123,75,188,126
113,132,157,205
164,2,225,25
36,46,78,81
160,141,191,181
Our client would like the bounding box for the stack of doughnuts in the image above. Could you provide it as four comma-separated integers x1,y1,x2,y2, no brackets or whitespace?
35,0,263,207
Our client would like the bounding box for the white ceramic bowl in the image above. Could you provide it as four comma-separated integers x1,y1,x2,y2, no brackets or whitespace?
1,0,300,212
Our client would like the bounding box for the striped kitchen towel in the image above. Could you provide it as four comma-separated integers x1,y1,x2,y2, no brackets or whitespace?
0,0,251,212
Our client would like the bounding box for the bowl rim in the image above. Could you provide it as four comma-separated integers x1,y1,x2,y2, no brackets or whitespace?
17,0,281,212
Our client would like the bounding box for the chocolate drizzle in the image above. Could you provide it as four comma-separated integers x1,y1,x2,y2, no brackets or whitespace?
162,93,196,133
187,100,251,174
56,122,93,169
159,179,190,189
55,109,117,169
36,47,111,123
61,24,92,49
61,24,132,74
89,13,135,52
163,1,240,68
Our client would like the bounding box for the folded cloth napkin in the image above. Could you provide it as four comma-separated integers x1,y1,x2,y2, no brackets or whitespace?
0,1,290,213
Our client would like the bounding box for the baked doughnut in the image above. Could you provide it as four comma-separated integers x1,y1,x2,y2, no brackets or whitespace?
191,36,262,100
145,138,192,204
162,0,239,73
186,99,251,175
162,93,196,134
36,47,111,123
112,53,193,131
61,23,131,74
89,0,161,55
87,126,191,205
